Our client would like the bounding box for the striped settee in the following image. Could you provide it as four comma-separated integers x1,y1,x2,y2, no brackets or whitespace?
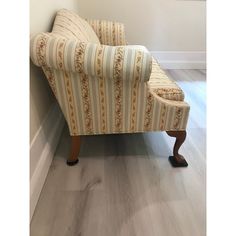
30,9,190,167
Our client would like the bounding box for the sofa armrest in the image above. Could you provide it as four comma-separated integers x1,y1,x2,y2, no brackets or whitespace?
30,33,152,82
85,19,127,46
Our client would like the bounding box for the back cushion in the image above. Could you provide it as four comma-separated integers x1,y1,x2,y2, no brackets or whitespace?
52,9,100,44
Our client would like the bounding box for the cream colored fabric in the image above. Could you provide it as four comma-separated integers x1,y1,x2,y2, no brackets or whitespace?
30,9,190,136
52,9,100,44
86,19,126,46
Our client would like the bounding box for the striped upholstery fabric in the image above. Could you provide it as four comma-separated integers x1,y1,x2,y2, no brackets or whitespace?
86,19,127,46
30,9,190,136
125,46,185,101
148,59,185,101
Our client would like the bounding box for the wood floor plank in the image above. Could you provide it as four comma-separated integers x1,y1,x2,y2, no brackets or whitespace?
31,69,206,236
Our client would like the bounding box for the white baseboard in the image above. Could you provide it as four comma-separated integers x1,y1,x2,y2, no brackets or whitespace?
30,103,65,221
150,51,206,69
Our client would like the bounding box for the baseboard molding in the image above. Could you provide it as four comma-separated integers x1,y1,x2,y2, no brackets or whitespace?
30,103,65,221
150,51,206,69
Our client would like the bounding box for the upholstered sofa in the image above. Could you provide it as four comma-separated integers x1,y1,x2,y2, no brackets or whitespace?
30,9,190,167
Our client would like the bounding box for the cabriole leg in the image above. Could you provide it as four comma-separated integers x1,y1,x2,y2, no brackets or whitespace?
67,136,80,166
166,130,188,167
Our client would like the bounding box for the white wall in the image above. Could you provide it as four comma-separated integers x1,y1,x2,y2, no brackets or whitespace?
30,0,80,142
76,0,206,51
30,0,80,220
30,0,79,35
75,0,206,68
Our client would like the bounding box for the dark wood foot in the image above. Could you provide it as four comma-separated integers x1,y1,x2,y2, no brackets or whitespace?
166,130,188,167
67,136,80,166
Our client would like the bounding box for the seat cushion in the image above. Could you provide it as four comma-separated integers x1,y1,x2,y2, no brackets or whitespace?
148,59,184,101
52,9,100,44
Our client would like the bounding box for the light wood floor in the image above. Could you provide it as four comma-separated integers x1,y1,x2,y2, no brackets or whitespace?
31,69,206,236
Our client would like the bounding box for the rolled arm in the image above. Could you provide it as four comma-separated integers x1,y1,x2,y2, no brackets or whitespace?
85,19,127,46
30,33,152,82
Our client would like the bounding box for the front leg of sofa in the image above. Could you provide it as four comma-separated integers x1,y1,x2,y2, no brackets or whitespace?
66,136,81,166
166,131,188,167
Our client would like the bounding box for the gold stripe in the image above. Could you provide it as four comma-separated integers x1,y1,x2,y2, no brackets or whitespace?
42,66,57,99
36,34,48,66
113,47,124,132
98,21,102,43
118,24,123,45
99,78,107,133
96,45,104,78
144,91,154,131
96,45,107,133
80,73,93,133
159,103,167,130
173,107,184,130
112,22,116,45
130,51,143,131
63,71,79,134
74,43,86,73
56,38,66,70
106,22,109,45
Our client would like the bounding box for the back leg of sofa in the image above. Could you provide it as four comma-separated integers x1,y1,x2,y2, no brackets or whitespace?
67,136,80,166
166,131,188,167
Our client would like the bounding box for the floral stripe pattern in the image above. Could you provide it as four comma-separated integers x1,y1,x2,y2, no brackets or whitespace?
130,50,143,131
86,19,127,46
173,107,184,130
113,47,124,132
80,73,93,134
63,71,79,134
30,9,190,136
74,42,86,73
96,45,107,133
99,78,106,133
159,103,167,130
144,92,154,131
35,33,48,67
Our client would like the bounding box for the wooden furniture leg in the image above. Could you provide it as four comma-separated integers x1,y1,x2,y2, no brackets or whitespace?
67,136,80,166
166,130,188,167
